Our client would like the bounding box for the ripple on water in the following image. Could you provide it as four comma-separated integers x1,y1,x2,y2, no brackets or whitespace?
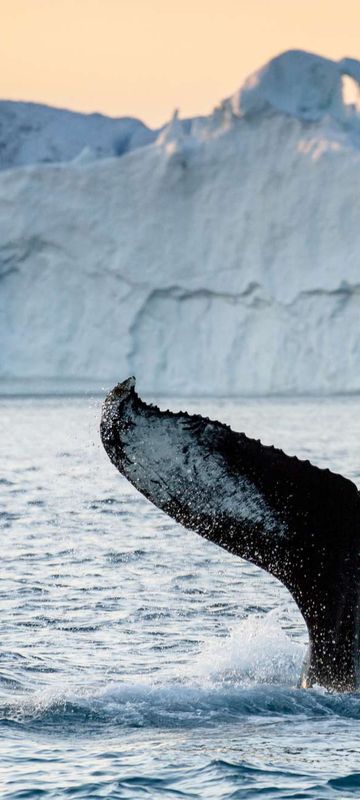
1,395,360,799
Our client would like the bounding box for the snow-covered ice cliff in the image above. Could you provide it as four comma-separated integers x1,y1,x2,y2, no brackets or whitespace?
1,50,360,395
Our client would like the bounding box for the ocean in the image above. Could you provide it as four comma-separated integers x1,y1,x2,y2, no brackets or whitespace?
1,393,360,799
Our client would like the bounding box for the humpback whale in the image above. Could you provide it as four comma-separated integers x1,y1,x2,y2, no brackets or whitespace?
100,377,360,692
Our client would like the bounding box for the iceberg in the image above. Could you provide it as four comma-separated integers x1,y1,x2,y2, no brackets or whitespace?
1,50,360,396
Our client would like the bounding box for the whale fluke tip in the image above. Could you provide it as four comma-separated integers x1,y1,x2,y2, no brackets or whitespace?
112,376,136,397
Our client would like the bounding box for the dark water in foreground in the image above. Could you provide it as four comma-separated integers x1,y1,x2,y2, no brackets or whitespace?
1,395,360,799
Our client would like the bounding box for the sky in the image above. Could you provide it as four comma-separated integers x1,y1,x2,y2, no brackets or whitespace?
1,0,360,128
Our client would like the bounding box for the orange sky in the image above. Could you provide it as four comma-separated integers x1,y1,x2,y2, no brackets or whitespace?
1,0,360,127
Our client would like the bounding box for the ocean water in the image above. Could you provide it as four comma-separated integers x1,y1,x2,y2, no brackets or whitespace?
1,393,360,799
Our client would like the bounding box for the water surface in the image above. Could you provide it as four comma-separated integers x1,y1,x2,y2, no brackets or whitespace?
1,394,360,798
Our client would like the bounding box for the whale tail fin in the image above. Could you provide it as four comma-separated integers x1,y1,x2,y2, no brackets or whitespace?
101,378,360,691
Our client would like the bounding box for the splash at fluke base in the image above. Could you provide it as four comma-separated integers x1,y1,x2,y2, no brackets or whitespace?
100,378,360,692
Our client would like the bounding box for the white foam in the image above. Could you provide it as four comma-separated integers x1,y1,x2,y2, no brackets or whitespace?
1,614,306,726
191,611,305,687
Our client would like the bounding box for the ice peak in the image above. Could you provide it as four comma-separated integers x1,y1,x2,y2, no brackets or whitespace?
231,49,360,123
157,109,184,146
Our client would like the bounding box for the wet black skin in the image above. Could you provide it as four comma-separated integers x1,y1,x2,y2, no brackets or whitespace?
100,378,360,692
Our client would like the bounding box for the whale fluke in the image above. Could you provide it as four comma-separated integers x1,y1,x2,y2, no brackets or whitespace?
100,378,360,691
